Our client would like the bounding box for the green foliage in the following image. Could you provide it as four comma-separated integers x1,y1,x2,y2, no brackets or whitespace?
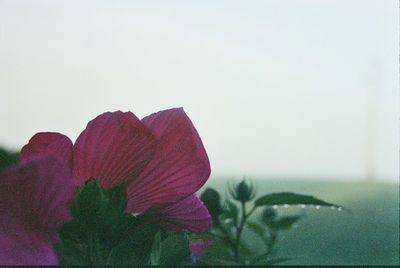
157,232,191,265
255,192,341,208
265,215,303,230
197,178,342,265
57,178,190,265
0,147,19,171
57,178,152,265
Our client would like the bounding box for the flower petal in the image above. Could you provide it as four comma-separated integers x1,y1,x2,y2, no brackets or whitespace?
0,215,58,265
126,108,210,213
140,194,212,234
20,132,73,170
72,111,157,188
0,159,76,265
190,239,214,257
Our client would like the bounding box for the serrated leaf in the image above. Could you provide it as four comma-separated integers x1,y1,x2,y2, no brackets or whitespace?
247,221,266,237
159,232,191,265
266,215,302,230
254,192,340,208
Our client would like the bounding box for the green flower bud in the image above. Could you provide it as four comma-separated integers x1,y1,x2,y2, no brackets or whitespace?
261,207,277,224
229,179,255,203
200,187,224,218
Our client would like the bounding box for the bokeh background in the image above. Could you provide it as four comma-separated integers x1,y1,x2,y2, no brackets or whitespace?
0,0,398,265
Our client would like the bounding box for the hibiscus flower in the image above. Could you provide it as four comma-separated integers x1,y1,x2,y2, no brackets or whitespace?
0,159,76,265
20,108,212,233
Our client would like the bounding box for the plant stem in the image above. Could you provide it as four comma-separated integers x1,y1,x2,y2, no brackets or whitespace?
234,201,247,264
245,205,257,218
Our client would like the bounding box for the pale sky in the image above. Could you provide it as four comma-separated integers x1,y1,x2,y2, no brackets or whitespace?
0,0,398,181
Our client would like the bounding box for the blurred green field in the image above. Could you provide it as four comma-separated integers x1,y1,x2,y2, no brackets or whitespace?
203,177,399,265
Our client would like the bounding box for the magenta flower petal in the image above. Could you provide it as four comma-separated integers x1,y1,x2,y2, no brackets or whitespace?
0,216,58,265
72,111,157,188
0,159,76,265
190,239,214,257
140,194,212,234
19,132,73,170
126,108,211,213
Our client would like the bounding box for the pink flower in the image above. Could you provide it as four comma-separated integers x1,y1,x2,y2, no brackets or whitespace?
20,108,212,233
190,239,214,258
0,159,76,265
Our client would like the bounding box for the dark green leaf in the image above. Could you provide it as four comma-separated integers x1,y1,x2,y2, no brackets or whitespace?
106,181,128,213
57,178,160,265
70,178,107,227
266,215,303,230
0,147,19,171
198,239,234,264
150,231,162,265
224,199,239,226
254,192,341,208
247,221,266,237
107,217,159,265
261,207,277,224
159,232,191,265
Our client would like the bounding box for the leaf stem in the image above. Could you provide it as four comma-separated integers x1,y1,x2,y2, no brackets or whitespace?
245,205,257,218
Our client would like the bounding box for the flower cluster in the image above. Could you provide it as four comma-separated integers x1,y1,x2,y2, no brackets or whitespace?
0,108,212,265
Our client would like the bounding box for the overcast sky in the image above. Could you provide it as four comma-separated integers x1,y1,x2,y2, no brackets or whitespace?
0,0,398,181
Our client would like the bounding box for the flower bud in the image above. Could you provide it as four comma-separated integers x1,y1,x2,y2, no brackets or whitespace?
229,179,255,203
261,207,277,224
200,188,223,218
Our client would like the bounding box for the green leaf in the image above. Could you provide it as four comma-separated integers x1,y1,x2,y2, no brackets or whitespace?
254,192,341,208
70,178,107,227
57,178,160,265
266,215,303,230
198,239,234,264
106,181,128,213
0,147,19,171
56,221,88,264
150,231,162,265
224,199,239,226
107,216,159,265
247,221,266,237
159,232,191,265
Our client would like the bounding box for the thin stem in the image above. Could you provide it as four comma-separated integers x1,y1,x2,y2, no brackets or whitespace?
234,201,247,264
245,205,257,218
